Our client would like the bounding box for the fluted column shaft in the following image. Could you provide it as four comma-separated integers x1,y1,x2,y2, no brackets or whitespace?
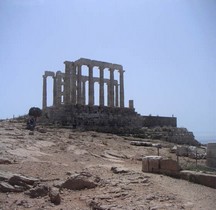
56,72,62,106
99,67,104,106
109,68,114,107
71,64,76,105
82,80,86,105
88,65,94,106
42,75,47,110
53,76,57,106
77,65,82,104
107,82,110,106
64,62,71,104
115,83,119,107
119,69,125,108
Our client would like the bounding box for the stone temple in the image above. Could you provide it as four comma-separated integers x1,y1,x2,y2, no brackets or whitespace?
42,58,176,133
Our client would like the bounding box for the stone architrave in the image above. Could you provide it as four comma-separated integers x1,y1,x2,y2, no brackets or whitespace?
99,67,104,106
119,69,125,108
42,75,47,110
77,65,82,104
88,65,94,106
109,68,114,107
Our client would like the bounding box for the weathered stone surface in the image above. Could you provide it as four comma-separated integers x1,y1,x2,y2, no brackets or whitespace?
9,175,39,186
130,141,153,146
0,170,14,181
142,156,181,177
0,181,16,192
180,170,216,189
0,158,13,164
111,166,129,174
160,159,181,177
25,184,49,198
49,187,61,205
142,156,162,173
61,173,97,190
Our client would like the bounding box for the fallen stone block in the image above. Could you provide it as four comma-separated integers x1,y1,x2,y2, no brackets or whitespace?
142,156,162,173
0,181,24,192
111,166,129,174
0,158,13,164
9,175,39,187
130,141,153,146
49,187,61,205
61,173,97,190
180,170,216,189
25,184,49,198
160,159,181,177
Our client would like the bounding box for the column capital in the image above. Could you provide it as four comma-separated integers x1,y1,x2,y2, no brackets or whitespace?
109,68,115,72
88,64,94,69
118,69,125,73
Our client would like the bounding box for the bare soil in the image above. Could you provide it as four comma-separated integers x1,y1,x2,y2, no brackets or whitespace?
0,120,215,210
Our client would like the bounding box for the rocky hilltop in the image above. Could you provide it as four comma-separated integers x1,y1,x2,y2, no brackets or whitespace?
0,119,215,210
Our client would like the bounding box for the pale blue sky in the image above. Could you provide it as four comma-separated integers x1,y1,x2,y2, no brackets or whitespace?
0,0,215,142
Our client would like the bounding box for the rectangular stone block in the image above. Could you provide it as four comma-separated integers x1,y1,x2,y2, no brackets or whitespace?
142,156,162,173
160,159,181,172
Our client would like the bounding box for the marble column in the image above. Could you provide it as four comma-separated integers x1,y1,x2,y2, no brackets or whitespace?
42,75,47,110
115,83,119,107
77,65,82,104
82,80,86,105
56,72,62,106
53,75,57,106
99,67,104,106
71,64,77,105
119,69,125,108
88,65,94,106
64,61,71,104
107,82,110,106
109,68,114,107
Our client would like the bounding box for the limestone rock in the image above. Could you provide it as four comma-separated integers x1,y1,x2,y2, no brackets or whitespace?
25,184,49,198
0,158,13,164
49,187,61,205
61,172,97,190
111,166,129,174
0,181,17,192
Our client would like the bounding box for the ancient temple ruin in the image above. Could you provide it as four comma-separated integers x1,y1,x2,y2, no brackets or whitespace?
42,58,176,133
42,58,130,110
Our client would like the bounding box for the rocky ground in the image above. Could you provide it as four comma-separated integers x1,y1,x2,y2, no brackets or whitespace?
0,119,215,210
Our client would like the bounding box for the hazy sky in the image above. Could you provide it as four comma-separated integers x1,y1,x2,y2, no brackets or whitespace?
0,0,216,142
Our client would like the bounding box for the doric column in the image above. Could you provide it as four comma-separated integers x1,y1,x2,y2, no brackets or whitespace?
119,69,125,108
56,71,62,106
71,64,76,105
88,65,94,106
99,67,104,106
77,64,82,104
115,83,119,107
42,75,47,110
82,80,86,105
109,68,114,107
53,75,57,106
107,82,110,106
64,61,71,104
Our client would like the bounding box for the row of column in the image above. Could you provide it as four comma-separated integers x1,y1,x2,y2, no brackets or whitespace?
64,62,125,108
42,63,125,109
